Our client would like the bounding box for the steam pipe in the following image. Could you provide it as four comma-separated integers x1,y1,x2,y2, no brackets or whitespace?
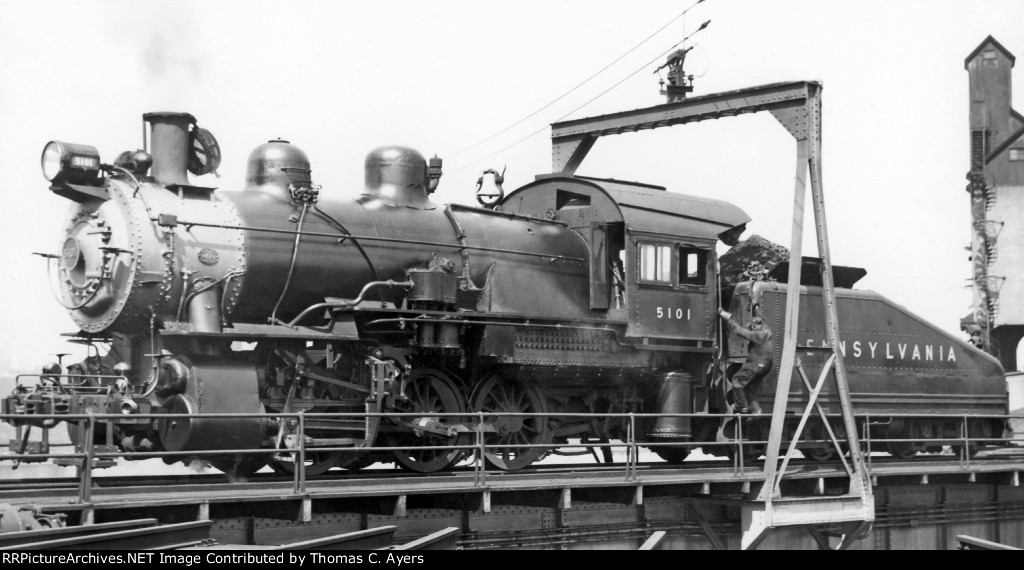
269,203,309,324
287,279,414,327
444,205,481,291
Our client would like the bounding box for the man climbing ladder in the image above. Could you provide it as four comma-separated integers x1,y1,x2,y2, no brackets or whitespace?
719,304,774,414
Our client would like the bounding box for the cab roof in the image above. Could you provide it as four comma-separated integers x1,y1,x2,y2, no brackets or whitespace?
502,175,750,241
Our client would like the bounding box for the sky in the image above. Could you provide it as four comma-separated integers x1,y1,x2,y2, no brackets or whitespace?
0,0,1022,376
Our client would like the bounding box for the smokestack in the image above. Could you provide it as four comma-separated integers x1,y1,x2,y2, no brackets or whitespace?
143,112,195,186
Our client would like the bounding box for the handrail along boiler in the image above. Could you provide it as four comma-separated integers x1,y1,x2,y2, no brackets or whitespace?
3,111,1008,474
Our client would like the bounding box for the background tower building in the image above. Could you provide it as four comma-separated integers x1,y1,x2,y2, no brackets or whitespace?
963,36,1024,370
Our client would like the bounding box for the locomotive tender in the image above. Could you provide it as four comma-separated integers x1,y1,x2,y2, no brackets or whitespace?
3,112,1007,474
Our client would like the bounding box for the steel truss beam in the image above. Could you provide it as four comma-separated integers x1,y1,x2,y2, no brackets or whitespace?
549,80,874,549
551,81,817,174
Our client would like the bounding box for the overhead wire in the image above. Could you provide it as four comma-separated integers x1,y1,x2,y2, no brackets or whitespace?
446,0,706,160
452,20,711,174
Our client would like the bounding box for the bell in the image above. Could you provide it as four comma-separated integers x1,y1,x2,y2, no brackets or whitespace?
648,372,694,439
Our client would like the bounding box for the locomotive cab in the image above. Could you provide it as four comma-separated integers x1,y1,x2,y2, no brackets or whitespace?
501,175,750,345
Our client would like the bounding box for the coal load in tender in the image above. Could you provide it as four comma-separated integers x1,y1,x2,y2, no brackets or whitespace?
718,234,790,304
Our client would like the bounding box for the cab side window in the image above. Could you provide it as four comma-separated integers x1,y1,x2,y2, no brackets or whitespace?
637,242,710,289
678,247,707,286
639,243,672,284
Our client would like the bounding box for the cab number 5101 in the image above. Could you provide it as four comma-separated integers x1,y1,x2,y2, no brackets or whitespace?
656,307,691,320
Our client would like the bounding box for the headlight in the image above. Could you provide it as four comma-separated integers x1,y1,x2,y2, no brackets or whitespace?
41,141,102,185
41,142,64,181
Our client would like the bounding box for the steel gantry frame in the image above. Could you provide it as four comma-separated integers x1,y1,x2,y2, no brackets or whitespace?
550,80,874,550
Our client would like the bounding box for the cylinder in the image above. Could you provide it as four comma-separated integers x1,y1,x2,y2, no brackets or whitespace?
156,356,265,452
143,112,195,186
648,372,694,439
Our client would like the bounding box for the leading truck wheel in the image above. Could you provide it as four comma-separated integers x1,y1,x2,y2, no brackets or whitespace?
471,373,551,471
389,368,466,473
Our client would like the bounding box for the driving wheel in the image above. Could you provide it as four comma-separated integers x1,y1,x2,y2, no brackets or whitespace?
389,368,466,473
471,373,550,471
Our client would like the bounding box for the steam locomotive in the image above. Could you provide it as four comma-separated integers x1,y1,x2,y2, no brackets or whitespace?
3,112,1007,475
